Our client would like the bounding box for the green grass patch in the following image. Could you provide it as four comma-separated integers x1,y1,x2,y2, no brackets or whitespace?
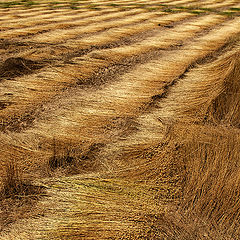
69,4,78,10
0,1,22,8
134,3,146,8
147,7,160,12
86,4,100,10
175,6,189,10
48,1,65,9
198,7,217,12
229,7,240,11
23,0,37,7
163,8,174,13
106,3,119,7
188,10,203,15
218,11,235,17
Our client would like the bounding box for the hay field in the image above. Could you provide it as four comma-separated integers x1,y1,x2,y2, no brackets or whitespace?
0,0,240,239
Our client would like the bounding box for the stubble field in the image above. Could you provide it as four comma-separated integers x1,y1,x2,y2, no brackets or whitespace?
0,0,240,239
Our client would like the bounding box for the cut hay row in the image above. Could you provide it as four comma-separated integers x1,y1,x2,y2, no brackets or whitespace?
0,3,118,21
154,43,240,125
3,43,240,240
203,1,238,9
120,23,240,147
62,11,193,48
0,12,195,115
0,8,68,21
0,8,91,23
0,0,237,26
1,15,239,181
0,14,226,126
0,8,119,30
0,9,145,39
115,42,240,161
91,13,227,58
167,0,201,6
119,46,240,238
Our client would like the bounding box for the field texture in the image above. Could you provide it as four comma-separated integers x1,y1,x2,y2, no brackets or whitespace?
0,0,240,239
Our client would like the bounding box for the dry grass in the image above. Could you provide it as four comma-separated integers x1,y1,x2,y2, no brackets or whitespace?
111,46,240,239
1,0,240,239
0,161,44,232
5,37,238,240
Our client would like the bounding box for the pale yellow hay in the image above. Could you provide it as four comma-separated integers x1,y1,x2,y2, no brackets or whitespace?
203,1,237,9
2,16,237,162
0,9,117,30
0,8,96,25
1,13,226,120
21,9,144,43
0,8,75,25
0,6,240,238
167,0,199,6
64,12,195,49
0,9,121,34
92,14,227,61
154,44,240,124
0,14,229,124
0,6,47,16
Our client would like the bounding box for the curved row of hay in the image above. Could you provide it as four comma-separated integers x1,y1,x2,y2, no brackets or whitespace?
2,28,240,240
116,43,240,239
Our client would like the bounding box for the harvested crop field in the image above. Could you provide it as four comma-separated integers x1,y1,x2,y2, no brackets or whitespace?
0,0,240,239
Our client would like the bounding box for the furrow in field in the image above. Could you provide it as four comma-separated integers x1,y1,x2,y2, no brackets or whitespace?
0,14,225,125
0,9,144,39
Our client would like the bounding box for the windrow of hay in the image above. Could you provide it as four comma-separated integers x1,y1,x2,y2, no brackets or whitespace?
63,12,193,49
22,9,145,43
0,8,144,39
116,42,240,238
1,1,240,238
0,161,45,232
16,22,240,240
0,13,226,129
155,43,240,126
1,16,239,190
0,8,117,30
206,50,240,126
